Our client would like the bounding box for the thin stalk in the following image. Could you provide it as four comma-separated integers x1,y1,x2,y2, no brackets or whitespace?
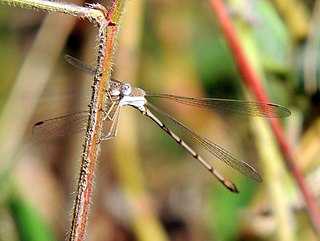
209,0,320,236
113,0,169,240
0,0,105,23
68,1,128,241
248,95,295,241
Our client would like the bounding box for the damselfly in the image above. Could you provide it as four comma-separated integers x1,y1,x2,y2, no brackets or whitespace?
32,55,291,192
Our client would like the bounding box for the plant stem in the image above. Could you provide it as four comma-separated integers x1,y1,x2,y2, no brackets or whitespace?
68,1,128,240
0,0,105,22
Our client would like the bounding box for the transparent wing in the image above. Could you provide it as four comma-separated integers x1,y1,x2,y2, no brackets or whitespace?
32,112,88,140
146,93,291,118
32,99,120,141
64,55,95,75
146,102,262,182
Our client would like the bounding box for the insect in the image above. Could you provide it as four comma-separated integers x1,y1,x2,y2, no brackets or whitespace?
33,55,291,192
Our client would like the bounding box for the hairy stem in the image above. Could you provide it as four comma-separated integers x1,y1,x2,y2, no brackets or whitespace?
68,1,128,241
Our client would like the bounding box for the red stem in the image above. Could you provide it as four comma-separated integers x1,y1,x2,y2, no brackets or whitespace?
209,0,320,236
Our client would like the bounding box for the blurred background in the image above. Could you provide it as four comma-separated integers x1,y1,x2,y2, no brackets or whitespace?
0,0,319,240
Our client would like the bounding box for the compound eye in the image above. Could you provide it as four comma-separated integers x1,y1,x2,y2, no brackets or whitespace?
121,83,132,96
